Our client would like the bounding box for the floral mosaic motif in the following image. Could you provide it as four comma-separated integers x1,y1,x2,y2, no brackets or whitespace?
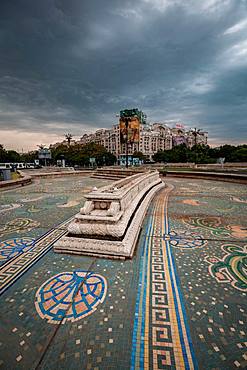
0,218,40,237
35,270,107,324
0,238,35,261
182,216,231,237
164,230,207,249
205,244,247,292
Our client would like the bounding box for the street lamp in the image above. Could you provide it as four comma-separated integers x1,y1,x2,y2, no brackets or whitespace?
190,127,201,165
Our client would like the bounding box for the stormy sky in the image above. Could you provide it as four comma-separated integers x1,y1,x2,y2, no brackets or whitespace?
0,0,247,151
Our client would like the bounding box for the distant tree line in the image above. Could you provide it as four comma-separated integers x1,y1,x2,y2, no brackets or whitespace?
0,143,246,165
0,143,117,167
152,144,247,164
0,144,25,163
51,142,117,166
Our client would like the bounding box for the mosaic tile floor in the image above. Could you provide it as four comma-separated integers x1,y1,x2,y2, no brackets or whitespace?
0,176,246,369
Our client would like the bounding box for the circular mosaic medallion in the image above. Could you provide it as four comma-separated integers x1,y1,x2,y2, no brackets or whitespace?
0,238,35,261
164,230,206,249
35,270,107,324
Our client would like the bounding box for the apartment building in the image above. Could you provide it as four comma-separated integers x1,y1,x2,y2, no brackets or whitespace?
51,121,208,161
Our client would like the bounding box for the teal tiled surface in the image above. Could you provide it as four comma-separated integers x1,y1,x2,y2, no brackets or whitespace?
0,176,246,369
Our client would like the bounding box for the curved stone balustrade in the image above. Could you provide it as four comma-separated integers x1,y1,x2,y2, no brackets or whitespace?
54,170,165,259
68,171,161,237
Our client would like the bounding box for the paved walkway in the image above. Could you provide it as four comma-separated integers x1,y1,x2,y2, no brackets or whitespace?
0,176,246,369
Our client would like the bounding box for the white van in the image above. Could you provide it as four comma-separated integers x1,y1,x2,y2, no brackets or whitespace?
0,163,11,169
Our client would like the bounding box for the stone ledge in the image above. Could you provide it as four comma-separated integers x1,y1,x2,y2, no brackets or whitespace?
69,177,162,238
162,171,247,184
29,170,93,178
0,174,32,189
53,181,165,259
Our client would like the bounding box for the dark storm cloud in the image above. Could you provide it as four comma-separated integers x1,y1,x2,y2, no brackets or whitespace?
0,0,247,146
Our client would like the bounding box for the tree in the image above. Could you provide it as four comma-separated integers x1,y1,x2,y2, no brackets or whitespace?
188,144,215,164
65,133,73,146
231,146,247,162
190,128,201,146
170,143,189,162
153,144,216,164
50,142,116,167
152,150,168,163
0,145,21,162
6,150,21,163
0,144,8,162
20,151,39,163
133,151,146,161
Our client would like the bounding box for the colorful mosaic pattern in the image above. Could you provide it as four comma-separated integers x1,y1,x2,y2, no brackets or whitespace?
163,230,207,249
0,219,70,295
35,270,107,324
0,237,35,262
182,216,231,238
0,176,246,369
27,205,42,213
131,185,197,370
0,203,22,213
205,244,247,292
0,218,40,237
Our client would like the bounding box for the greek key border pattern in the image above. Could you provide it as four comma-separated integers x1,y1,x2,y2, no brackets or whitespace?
0,220,71,295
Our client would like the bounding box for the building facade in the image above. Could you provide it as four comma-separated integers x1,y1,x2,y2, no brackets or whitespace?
76,122,207,161
50,121,208,162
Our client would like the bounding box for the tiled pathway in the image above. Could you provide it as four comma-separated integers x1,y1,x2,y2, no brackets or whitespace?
132,184,196,369
0,176,246,369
